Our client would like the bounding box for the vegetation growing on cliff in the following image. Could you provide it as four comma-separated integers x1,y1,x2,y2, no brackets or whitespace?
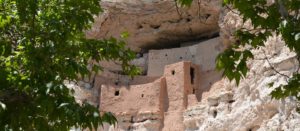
177,0,300,105
216,0,300,102
0,0,139,130
1,0,299,129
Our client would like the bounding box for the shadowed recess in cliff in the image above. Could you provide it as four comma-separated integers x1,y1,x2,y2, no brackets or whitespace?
140,33,220,51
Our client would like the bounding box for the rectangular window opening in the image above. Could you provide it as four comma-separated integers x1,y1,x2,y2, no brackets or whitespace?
115,90,120,96
190,67,195,84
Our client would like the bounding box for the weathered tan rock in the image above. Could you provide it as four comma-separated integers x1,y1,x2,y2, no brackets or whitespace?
184,35,300,131
218,8,252,47
86,0,221,51
180,8,300,130
181,5,300,130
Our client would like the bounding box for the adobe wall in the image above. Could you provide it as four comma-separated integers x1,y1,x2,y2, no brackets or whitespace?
161,61,200,131
162,62,199,111
72,69,159,109
93,70,159,86
100,79,162,114
100,78,165,130
163,62,186,112
147,37,223,76
98,53,148,75
99,61,201,131
148,37,224,100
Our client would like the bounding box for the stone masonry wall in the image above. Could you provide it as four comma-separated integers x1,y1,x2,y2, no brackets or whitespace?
100,61,200,131
147,37,223,76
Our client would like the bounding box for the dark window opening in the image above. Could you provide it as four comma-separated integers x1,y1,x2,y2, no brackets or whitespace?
205,14,211,19
193,89,195,94
150,25,161,29
115,90,120,96
179,56,183,59
213,110,217,118
172,70,175,75
186,18,191,22
165,54,168,56
141,94,144,97
212,102,219,107
130,116,134,123
137,24,143,29
228,100,235,104
190,67,195,84
114,81,119,85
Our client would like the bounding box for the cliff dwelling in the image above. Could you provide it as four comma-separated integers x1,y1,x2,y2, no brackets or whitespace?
67,0,300,130
68,0,229,130
4,0,300,130
100,61,200,130
71,34,225,130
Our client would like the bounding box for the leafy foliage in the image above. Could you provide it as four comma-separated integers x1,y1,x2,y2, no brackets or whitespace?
176,0,193,7
0,0,139,130
216,0,300,102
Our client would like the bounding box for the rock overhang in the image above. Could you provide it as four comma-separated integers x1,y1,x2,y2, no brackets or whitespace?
86,0,222,51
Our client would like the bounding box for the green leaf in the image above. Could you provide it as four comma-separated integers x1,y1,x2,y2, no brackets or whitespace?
121,31,130,39
268,82,274,88
224,0,229,4
0,0,133,129
176,0,193,7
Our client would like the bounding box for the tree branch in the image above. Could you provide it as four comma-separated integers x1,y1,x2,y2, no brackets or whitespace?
262,50,290,80
174,0,183,18
225,5,240,15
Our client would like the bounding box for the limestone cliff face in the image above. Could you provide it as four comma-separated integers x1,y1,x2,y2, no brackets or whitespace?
184,10,300,131
86,0,221,51
184,35,300,131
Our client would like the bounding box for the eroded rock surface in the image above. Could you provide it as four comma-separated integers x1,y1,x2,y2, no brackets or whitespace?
86,0,221,51
183,8,300,131
184,35,300,131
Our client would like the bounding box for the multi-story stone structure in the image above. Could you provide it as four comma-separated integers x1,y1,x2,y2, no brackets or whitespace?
71,0,300,130
100,61,200,130
71,36,224,130
70,0,224,130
